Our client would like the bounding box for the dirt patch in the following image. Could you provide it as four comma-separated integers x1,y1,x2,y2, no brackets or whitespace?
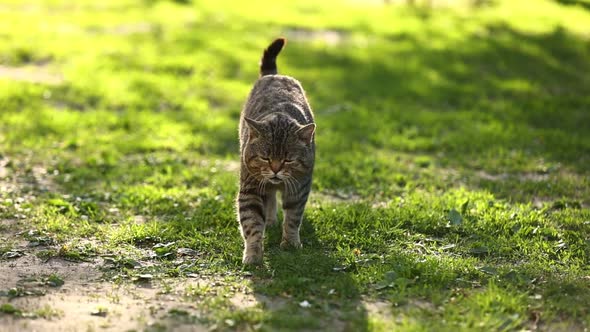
0,156,60,197
230,291,288,312
363,299,393,319
0,65,63,85
87,22,154,36
0,255,100,288
476,170,550,182
373,0,486,8
30,166,60,193
0,216,209,331
229,292,259,309
285,28,348,46
109,23,153,35
0,154,210,331
204,159,240,173
310,191,362,205
1,280,208,332
0,252,209,331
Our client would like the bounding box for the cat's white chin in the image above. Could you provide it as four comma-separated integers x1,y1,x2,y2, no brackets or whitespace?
268,178,282,184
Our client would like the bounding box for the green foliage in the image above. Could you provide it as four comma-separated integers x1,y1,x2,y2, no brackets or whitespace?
0,0,589,330
0,303,21,315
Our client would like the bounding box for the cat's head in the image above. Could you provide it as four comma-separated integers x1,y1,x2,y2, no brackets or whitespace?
243,114,315,184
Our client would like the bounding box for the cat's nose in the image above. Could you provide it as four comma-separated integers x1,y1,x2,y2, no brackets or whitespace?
270,160,282,174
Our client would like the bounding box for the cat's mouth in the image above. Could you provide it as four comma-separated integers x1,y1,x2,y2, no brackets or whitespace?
268,176,282,184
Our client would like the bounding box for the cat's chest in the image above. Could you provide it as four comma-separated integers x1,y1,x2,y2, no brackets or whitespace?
265,182,284,192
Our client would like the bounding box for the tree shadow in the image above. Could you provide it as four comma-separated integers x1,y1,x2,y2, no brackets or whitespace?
553,0,590,11
279,23,590,202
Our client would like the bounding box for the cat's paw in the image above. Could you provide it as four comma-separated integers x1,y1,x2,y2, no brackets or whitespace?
242,254,263,265
266,218,278,227
242,246,263,265
280,238,302,250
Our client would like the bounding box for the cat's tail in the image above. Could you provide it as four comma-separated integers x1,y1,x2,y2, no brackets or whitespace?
260,38,286,77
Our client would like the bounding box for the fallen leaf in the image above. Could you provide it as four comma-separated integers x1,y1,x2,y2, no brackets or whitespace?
374,281,393,290
153,242,175,249
477,266,497,275
384,271,398,283
440,244,456,250
177,248,199,256
46,274,65,287
91,307,108,317
469,246,489,255
2,250,24,259
448,209,462,226
460,199,470,215
299,300,311,308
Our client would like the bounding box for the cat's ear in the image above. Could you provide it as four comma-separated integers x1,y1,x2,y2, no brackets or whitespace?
245,117,264,140
296,123,315,145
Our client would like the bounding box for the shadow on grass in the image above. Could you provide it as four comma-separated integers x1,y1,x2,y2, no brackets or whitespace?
246,215,368,331
3,4,590,330
553,0,590,11
21,20,589,180
283,24,590,171
246,23,589,206
95,20,587,203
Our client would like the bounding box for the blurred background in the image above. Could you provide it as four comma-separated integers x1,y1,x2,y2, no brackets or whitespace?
0,0,590,213
0,0,589,200
0,0,590,186
0,2,589,330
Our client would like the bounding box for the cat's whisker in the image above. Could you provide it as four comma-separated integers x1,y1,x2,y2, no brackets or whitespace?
291,178,297,196
257,178,266,195
287,177,296,196
290,176,301,187
245,174,257,186
281,177,290,194
283,176,292,196
284,177,291,196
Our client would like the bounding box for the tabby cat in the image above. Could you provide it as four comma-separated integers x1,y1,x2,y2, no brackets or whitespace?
237,38,316,265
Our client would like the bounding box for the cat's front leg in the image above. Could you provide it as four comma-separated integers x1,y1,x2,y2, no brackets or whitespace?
237,188,266,265
280,177,311,250
264,188,278,227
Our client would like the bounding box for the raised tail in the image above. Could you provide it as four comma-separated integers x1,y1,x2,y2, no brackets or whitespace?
260,38,286,77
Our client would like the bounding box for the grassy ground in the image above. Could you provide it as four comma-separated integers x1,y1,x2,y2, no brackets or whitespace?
1,0,589,331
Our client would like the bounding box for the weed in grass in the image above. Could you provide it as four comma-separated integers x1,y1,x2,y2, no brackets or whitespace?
44,274,65,287
0,303,21,316
34,305,63,320
90,306,109,317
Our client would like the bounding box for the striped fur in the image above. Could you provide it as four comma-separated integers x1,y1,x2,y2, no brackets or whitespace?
237,38,315,265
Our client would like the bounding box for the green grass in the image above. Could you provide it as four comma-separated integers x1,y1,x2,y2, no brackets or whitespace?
1,0,589,330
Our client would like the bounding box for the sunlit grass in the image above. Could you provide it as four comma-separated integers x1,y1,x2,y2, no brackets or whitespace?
0,0,589,330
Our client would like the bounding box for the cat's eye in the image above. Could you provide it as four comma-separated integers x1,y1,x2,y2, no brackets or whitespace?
284,159,294,163
259,156,270,162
